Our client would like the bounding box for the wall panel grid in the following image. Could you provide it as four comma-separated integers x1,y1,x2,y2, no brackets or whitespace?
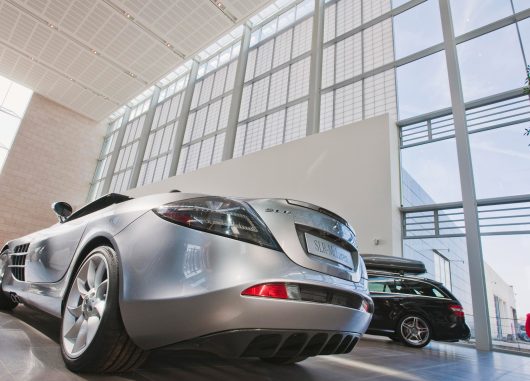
87,116,123,200
137,88,187,186
234,100,308,157
109,114,146,193
178,53,239,175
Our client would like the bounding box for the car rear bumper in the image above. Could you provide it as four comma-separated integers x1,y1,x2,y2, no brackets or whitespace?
163,329,361,358
114,211,372,350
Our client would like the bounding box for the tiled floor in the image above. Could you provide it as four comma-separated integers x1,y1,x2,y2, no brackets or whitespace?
1,306,530,381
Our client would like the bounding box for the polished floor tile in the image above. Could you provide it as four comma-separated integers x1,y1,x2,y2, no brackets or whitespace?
1,306,530,381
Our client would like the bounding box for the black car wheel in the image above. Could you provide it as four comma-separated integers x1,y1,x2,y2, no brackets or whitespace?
397,315,432,348
0,250,17,311
60,246,148,373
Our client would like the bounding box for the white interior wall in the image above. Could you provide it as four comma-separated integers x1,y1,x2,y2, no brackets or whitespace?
127,114,402,256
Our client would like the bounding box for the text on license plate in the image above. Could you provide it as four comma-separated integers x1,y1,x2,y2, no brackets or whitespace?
304,233,353,269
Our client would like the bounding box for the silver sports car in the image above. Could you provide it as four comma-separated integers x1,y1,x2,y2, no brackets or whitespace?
0,192,373,373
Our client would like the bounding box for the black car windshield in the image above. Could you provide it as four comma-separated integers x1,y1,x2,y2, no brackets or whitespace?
67,193,133,221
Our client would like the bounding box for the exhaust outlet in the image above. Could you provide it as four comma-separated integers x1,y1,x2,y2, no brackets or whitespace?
10,293,21,304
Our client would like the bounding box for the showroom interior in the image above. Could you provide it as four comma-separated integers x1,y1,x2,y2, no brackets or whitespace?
1,0,530,379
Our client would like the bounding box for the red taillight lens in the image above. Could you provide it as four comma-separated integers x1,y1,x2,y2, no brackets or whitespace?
449,304,464,317
242,283,289,299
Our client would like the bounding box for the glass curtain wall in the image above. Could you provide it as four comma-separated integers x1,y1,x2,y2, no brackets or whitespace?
398,0,530,352
90,0,530,351
0,76,32,173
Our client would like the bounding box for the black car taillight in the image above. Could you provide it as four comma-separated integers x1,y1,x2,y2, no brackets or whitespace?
153,197,282,251
449,304,465,318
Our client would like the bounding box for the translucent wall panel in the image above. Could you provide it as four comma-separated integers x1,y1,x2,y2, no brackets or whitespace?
393,0,443,59
362,0,391,23
109,114,146,193
138,91,184,186
458,25,525,102
234,101,308,157
88,116,123,199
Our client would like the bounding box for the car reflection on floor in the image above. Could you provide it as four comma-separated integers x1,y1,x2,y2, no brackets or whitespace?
1,306,530,381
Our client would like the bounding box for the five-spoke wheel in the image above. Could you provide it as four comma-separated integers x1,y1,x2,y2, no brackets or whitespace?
397,315,432,348
60,246,147,373
62,253,109,357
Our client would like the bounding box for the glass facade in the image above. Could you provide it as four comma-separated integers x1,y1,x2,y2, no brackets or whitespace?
90,0,530,352
0,75,32,173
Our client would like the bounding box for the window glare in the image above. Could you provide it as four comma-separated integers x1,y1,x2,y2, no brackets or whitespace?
0,75,33,173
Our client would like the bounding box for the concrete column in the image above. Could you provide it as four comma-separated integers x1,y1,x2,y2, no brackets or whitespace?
306,0,325,136
439,0,492,351
128,86,161,189
222,24,252,161
168,60,200,177
101,107,131,194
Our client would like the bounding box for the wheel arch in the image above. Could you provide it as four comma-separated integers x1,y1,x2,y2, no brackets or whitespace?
61,234,118,313
394,309,434,337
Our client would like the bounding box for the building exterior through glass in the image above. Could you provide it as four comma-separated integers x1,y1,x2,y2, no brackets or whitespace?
90,0,530,352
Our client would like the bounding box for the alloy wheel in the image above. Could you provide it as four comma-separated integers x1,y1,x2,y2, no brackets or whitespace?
62,253,109,358
400,316,430,346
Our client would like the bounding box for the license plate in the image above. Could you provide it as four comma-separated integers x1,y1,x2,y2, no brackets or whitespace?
304,233,353,269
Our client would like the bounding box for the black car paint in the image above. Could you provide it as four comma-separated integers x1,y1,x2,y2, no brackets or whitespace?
366,271,470,342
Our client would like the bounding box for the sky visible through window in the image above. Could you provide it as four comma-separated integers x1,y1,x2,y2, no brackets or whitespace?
0,75,32,173
395,0,530,322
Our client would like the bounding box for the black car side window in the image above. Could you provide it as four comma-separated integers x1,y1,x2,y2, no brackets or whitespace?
368,276,400,294
401,279,447,298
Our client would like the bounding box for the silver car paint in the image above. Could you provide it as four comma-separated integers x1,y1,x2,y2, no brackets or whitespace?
1,192,372,350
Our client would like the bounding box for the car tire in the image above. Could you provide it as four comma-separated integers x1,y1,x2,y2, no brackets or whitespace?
60,246,148,373
396,314,432,348
260,356,308,365
0,250,17,311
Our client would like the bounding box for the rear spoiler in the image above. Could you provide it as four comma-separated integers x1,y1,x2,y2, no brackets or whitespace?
361,254,426,275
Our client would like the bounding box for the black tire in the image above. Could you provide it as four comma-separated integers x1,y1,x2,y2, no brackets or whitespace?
396,314,432,348
260,356,308,365
0,250,17,311
60,246,148,373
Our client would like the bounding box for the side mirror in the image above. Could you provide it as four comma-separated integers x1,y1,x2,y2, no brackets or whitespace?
52,201,73,223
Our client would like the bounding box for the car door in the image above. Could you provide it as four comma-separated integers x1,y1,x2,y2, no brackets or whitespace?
368,275,406,332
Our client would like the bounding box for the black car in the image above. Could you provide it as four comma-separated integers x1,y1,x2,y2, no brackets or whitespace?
362,255,470,348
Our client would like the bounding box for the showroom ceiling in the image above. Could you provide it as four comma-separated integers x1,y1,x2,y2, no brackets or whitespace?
0,0,271,121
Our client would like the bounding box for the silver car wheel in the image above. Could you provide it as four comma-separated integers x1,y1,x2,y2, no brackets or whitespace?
400,316,430,346
62,253,109,358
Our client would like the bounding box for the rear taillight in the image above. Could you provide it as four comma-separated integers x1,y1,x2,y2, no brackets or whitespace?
241,283,301,300
153,197,281,251
449,304,464,317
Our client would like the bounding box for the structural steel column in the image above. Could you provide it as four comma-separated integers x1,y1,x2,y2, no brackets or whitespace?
129,86,161,189
439,0,492,351
101,107,131,195
307,0,325,136
168,60,200,176
222,24,252,161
